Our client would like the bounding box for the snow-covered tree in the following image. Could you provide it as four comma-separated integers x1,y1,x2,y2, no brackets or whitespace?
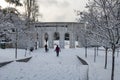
0,7,26,58
76,21,92,58
78,0,120,80
0,0,37,57
0,8,15,43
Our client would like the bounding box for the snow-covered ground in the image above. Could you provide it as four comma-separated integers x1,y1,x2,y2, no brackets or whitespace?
0,47,120,80
0,48,87,80
77,48,120,80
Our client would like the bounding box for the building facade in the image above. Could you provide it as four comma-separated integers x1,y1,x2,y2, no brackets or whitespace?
33,22,84,48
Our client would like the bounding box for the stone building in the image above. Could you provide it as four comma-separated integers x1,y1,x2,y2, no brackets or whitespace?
33,22,84,49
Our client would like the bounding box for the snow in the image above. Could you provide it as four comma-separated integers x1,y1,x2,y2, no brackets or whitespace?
0,49,30,62
0,47,120,80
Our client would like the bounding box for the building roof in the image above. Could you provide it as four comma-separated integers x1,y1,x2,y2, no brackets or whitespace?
34,22,83,27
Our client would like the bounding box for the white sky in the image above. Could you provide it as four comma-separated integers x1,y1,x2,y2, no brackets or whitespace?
0,0,88,22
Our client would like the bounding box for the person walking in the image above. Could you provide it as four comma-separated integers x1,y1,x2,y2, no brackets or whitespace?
55,45,60,57
44,44,48,52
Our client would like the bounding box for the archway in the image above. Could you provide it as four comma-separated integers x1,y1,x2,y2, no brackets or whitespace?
54,32,60,40
64,33,70,48
53,32,60,48
44,33,49,45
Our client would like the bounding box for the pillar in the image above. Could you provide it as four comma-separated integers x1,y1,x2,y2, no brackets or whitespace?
59,33,65,48
70,32,75,48
48,32,54,48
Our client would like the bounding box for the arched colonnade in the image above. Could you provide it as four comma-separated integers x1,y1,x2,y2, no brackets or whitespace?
34,22,81,48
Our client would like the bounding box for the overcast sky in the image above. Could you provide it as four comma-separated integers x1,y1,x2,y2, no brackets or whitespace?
0,0,88,22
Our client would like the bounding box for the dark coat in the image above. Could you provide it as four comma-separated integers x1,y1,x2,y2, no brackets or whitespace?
55,46,60,53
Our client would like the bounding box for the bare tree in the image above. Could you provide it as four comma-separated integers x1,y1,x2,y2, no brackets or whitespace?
23,0,40,22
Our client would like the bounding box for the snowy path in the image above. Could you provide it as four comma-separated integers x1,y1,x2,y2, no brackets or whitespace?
0,49,88,80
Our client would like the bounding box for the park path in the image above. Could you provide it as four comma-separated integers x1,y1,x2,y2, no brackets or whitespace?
0,49,88,80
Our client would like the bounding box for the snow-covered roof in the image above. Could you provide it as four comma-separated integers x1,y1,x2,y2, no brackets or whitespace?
34,22,83,27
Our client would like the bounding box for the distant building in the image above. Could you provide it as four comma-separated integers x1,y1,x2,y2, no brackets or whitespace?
28,22,84,49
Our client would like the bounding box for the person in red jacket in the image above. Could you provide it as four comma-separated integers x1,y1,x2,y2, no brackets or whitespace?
55,45,61,57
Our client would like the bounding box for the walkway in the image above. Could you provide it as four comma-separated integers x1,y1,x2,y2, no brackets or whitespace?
0,49,88,80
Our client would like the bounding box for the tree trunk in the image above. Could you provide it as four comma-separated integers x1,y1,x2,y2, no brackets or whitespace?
117,48,119,57
94,47,96,62
111,47,115,80
24,48,27,57
85,46,87,58
97,47,99,56
15,29,18,59
27,0,31,19
104,48,108,69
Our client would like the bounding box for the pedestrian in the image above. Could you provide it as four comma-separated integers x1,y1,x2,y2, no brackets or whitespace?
30,47,34,52
45,44,48,52
29,47,34,54
55,45,61,57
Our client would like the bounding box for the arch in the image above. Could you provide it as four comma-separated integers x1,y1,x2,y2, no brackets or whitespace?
54,32,60,40
44,33,49,43
64,33,70,40
64,33,70,48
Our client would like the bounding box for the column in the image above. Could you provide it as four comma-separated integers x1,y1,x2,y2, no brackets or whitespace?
48,32,54,48
59,33,65,48
70,32,75,48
